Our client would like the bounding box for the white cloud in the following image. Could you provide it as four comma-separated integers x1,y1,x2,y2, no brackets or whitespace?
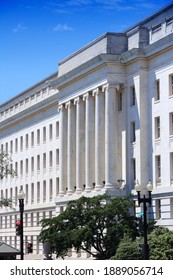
12,23,28,33
53,23,73,31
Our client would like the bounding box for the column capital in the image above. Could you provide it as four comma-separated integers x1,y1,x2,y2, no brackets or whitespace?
102,82,124,93
57,104,65,112
65,100,73,109
74,96,82,105
92,88,100,96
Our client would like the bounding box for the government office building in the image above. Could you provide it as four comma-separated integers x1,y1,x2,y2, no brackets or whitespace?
1,3,173,259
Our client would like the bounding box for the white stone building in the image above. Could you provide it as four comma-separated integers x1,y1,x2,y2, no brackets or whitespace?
1,3,173,259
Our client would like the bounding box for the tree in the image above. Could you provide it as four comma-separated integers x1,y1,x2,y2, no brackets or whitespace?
0,152,15,207
111,235,143,260
148,227,173,260
39,194,137,259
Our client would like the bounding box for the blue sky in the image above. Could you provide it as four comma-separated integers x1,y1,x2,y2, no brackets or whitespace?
0,0,172,104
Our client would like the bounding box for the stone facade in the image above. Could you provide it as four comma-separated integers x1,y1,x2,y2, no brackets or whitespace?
1,3,173,259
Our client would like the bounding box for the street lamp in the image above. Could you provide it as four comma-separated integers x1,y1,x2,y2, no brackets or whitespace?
17,189,25,260
135,180,153,260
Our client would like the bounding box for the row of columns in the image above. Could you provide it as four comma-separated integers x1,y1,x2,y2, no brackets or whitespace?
58,83,118,195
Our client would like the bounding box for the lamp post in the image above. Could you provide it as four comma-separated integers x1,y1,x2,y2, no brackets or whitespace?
17,189,25,260
135,180,153,260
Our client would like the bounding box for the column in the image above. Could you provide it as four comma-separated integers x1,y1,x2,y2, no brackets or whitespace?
74,97,85,194
66,101,76,194
84,92,95,192
104,83,117,189
58,104,67,195
94,88,105,190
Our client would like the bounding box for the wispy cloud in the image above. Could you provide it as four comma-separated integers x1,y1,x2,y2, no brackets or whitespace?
12,23,28,33
53,23,73,31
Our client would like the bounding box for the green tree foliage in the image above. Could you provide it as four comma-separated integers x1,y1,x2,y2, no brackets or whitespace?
148,227,173,260
0,152,15,207
111,235,143,260
39,194,137,259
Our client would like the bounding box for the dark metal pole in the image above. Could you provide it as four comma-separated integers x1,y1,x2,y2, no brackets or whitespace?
143,196,149,260
19,199,24,260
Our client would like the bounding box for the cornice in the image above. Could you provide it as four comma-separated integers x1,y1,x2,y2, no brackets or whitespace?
0,93,59,132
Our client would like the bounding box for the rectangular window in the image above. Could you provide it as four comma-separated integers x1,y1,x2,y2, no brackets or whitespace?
26,134,29,149
155,116,160,139
15,138,18,153
37,129,40,145
170,113,173,135
37,182,40,203
156,155,161,185
155,79,160,101
31,157,34,173
49,179,53,201
26,159,28,174
20,160,23,176
130,85,135,106
31,183,34,204
20,136,23,151
43,153,46,169
131,158,136,184
49,124,53,140
56,149,59,165
37,155,40,171
49,151,53,167
56,122,59,138
130,121,136,143
43,127,46,142
25,184,28,204
169,75,173,96
31,131,34,147
170,152,173,184
43,181,46,202
56,177,59,195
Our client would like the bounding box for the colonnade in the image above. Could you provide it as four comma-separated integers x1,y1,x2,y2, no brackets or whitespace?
58,83,119,195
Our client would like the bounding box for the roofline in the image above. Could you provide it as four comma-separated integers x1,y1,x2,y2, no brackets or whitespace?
124,2,173,33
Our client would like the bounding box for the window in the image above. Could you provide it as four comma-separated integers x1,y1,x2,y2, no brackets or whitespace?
56,177,59,195
15,162,18,175
130,121,136,143
31,183,34,204
49,151,53,167
49,179,53,201
43,153,46,169
20,160,23,176
152,23,161,33
37,129,40,145
31,131,34,147
26,159,28,174
31,157,34,173
37,155,40,171
15,138,18,153
43,181,46,202
20,136,23,151
169,75,173,96
156,155,161,184
170,152,173,184
56,149,59,165
169,113,173,135
56,122,59,138
130,85,135,106
49,124,53,140
155,117,160,139
156,199,161,219
37,182,40,203
43,127,46,142
155,79,160,101
25,184,28,204
26,134,29,149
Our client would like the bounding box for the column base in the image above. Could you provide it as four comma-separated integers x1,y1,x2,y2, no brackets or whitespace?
59,191,66,197
104,183,115,189
67,189,74,195
76,188,83,194
84,186,92,193
95,185,102,191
